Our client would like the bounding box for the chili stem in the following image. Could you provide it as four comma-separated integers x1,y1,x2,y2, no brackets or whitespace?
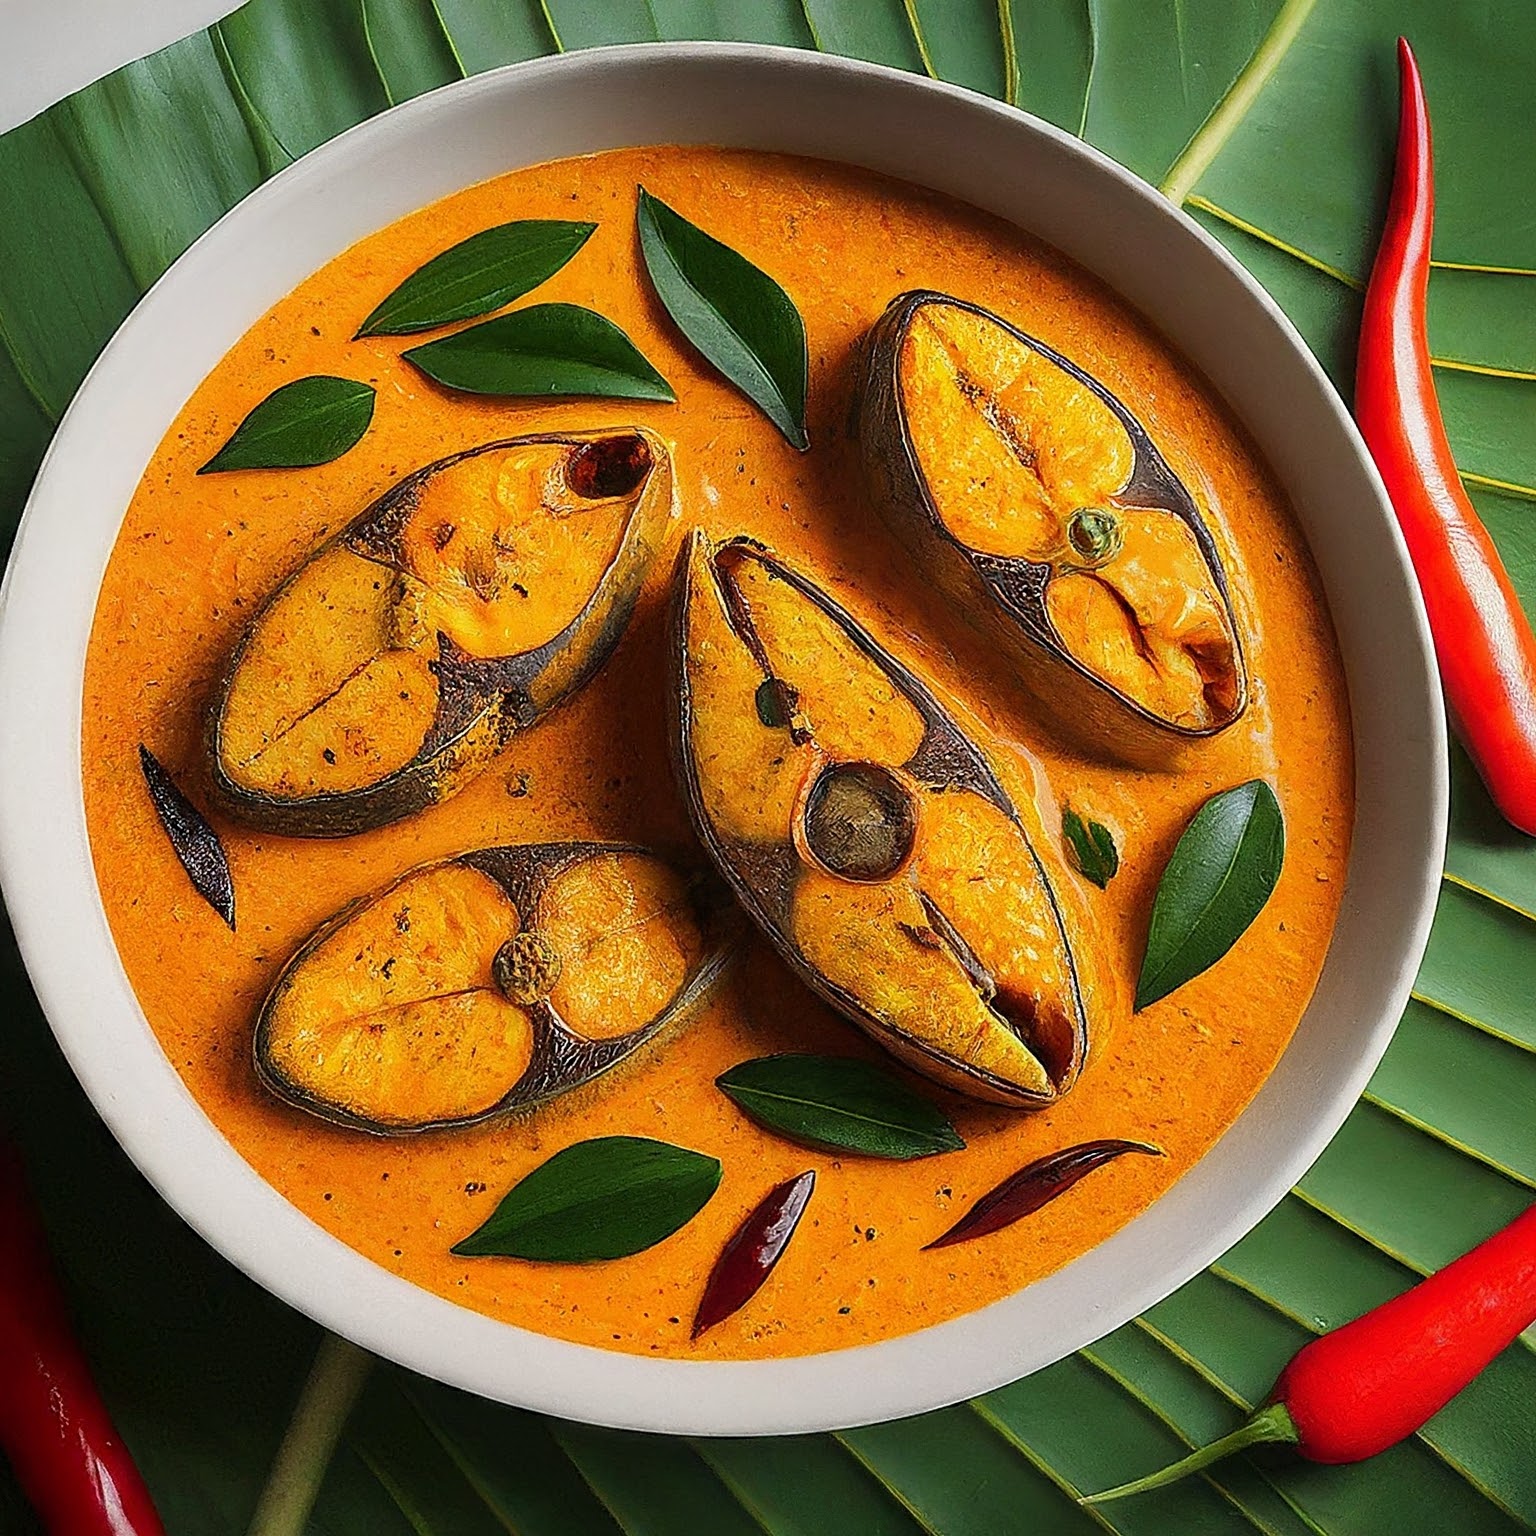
246,1332,373,1536
1082,1401,1298,1504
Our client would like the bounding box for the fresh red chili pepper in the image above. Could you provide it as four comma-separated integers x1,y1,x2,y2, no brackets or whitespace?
0,1140,166,1536
692,1169,814,1339
924,1139,1162,1250
1086,1201,1536,1502
1355,37,1536,836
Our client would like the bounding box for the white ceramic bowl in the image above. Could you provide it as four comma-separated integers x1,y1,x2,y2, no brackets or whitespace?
0,44,1445,1435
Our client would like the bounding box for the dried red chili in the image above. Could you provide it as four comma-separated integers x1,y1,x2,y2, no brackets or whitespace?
924,1140,1162,1250
1087,1200,1536,1501
692,1169,815,1339
1355,38,1536,835
0,1140,166,1535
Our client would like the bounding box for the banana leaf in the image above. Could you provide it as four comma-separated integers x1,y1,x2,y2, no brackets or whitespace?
2,3,1535,1532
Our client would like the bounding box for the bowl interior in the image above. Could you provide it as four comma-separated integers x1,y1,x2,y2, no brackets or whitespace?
0,44,1445,1434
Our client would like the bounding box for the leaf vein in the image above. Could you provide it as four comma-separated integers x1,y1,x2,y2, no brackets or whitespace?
0,307,60,426
965,1398,1120,1532
900,0,939,78
1408,984,1536,1056
1356,1089,1536,1191
209,19,295,176
996,0,1019,107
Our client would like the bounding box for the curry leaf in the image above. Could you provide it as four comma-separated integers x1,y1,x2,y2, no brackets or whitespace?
1062,806,1119,888
199,375,374,473
356,220,596,336
450,1136,720,1261
403,302,674,400
716,1055,964,1159
636,186,808,448
1135,780,1285,1011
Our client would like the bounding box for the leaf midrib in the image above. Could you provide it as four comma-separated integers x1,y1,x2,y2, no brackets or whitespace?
1158,0,1322,203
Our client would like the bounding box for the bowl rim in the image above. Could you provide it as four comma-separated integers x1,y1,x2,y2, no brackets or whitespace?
0,40,1447,1436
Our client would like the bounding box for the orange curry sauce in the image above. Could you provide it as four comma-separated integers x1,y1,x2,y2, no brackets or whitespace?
82,148,1352,1360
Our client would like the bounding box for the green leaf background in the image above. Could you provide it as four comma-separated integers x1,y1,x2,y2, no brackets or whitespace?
3,2,1536,1530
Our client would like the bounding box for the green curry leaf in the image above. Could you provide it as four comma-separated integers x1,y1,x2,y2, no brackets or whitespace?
403,302,674,400
636,186,809,448
450,1136,720,1262
198,375,375,472
717,1054,964,1159
1062,806,1120,889
356,220,596,336
1136,780,1285,1010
